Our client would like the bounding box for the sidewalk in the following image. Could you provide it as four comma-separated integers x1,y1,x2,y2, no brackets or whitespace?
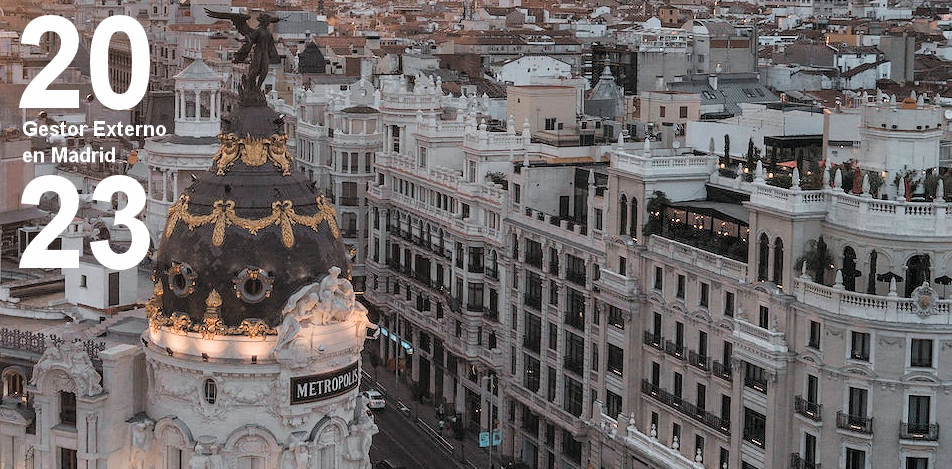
363,352,497,469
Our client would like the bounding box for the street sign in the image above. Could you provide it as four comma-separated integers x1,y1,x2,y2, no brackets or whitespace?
478,431,490,448
491,430,502,446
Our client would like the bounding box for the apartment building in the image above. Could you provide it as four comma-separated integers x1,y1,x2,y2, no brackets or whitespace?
363,71,952,469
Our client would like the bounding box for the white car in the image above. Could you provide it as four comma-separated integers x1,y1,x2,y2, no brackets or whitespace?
362,390,386,409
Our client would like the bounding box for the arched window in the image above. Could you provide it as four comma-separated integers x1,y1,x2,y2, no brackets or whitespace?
630,197,638,238
2,369,23,397
757,233,770,281
906,254,932,297
203,379,217,404
619,195,628,235
772,237,784,286
843,246,858,292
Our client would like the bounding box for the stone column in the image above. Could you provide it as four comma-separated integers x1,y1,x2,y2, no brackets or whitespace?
194,90,201,121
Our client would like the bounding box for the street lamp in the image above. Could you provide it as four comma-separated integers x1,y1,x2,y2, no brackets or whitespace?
482,374,496,469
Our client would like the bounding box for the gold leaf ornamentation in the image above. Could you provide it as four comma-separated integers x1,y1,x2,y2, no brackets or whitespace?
212,133,242,175
164,196,341,247
240,136,268,167
211,133,296,176
268,134,293,175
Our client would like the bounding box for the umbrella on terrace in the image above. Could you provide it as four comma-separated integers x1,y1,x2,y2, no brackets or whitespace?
935,275,952,297
877,272,904,283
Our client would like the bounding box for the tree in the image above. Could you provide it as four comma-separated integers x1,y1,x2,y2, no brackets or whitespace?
643,191,670,237
723,134,731,164
796,236,833,284
745,138,758,173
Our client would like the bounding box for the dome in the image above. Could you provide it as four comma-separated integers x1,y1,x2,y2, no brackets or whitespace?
150,104,349,331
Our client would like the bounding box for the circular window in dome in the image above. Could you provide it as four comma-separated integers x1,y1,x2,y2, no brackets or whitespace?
166,261,197,298
233,267,273,304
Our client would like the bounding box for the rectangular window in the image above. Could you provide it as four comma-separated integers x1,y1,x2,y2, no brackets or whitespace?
563,377,583,416
606,390,622,418
699,282,709,307
545,118,556,131
675,322,684,349
807,374,819,403
721,394,731,422
907,457,928,469
676,275,685,299
742,408,766,448
846,448,865,469
418,146,427,167
696,383,706,411
851,331,871,361
652,313,662,337
911,339,933,367
60,448,78,469
758,306,769,328
525,355,540,392
848,387,868,419
607,344,624,376
680,106,688,118
744,363,767,393
908,395,931,425
673,372,683,399
651,362,660,386
804,433,817,466
724,291,734,317
547,366,556,401
59,392,76,426
808,321,821,349
659,106,666,118
654,266,663,290
548,323,558,350
608,304,625,329
618,256,627,276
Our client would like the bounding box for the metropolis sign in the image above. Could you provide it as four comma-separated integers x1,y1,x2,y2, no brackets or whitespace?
290,362,360,404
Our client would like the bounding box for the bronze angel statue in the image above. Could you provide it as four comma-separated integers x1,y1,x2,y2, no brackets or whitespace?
206,9,282,91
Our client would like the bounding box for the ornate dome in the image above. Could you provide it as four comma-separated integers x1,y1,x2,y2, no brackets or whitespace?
150,104,349,332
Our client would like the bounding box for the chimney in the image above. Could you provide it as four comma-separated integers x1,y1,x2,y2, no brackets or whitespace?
708,74,718,91
656,75,665,90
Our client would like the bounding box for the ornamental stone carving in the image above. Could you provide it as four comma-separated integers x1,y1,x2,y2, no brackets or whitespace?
130,419,155,469
912,282,938,318
31,341,103,396
273,267,373,367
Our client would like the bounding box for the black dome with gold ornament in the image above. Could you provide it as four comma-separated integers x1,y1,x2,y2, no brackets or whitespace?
148,101,349,334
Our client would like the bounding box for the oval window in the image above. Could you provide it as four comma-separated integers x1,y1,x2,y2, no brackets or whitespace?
233,267,273,304
167,261,197,298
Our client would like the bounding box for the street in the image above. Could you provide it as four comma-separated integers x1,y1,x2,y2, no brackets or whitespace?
364,379,473,469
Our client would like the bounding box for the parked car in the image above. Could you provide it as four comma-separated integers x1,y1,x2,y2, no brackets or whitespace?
362,389,386,409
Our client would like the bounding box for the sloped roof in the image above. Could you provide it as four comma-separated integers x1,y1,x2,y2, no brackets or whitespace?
173,59,219,81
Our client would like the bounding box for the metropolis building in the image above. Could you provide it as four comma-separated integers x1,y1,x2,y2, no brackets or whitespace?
358,71,952,469
0,68,377,469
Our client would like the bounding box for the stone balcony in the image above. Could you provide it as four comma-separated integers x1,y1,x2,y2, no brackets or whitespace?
612,147,715,179
588,403,706,469
743,179,952,238
595,268,639,299
795,276,952,325
647,236,748,280
513,208,602,252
